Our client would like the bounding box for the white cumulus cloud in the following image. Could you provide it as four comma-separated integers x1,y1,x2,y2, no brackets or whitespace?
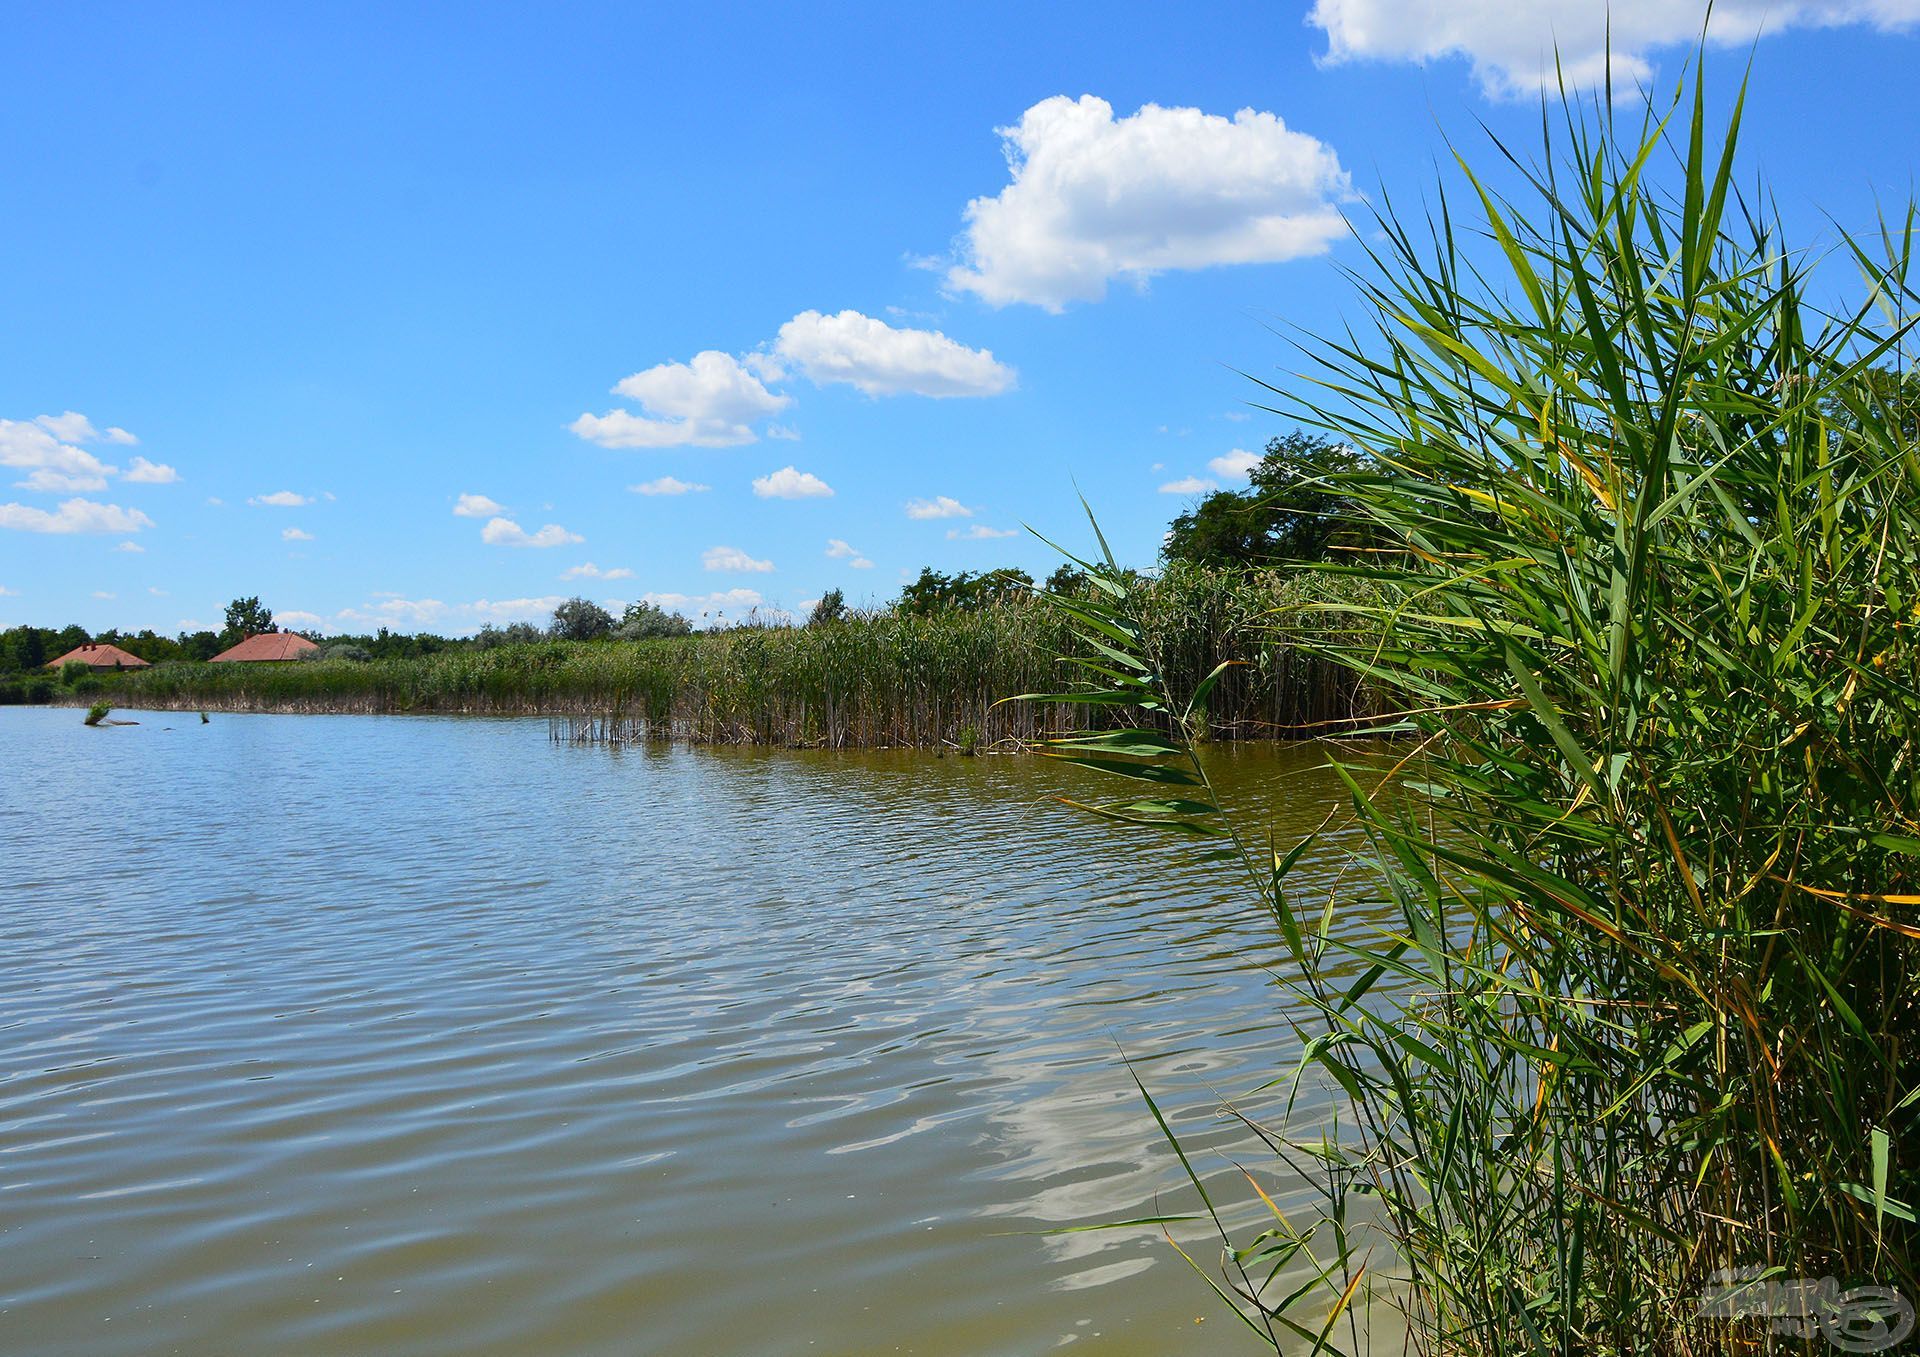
116,541,146,553
947,95,1352,309
826,538,875,568
16,468,108,493
905,495,974,520
562,562,635,580
1,418,116,491
33,412,137,445
771,310,1015,397
249,490,310,507
573,350,790,448
481,516,584,549
1159,476,1218,494
282,527,314,542
948,524,1018,540
751,465,835,499
642,587,767,620
124,456,179,484
702,544,774,573
1209,448,1262,480
0,498,155,534
453,493,504,517
1308,0,1920,98
630,476,711,496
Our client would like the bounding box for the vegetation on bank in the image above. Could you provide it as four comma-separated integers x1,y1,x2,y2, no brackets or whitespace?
20,566,1377,746
1029,69,1920,1352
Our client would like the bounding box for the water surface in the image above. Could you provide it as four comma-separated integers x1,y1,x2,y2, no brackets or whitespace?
0,709,1386,1355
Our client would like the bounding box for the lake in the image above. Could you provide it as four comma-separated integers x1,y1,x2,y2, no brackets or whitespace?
0,708,1387,1355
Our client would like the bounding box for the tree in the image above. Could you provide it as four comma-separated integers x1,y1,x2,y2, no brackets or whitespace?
807,589,847,627
548,596,614,641
222,596,274,647
1043,564,1088,596
1162,432,1371,569
895,567,1035,615
472,622,546,649
615,600,693,641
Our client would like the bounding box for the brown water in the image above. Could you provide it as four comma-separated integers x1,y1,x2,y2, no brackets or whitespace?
0,708,1389,1356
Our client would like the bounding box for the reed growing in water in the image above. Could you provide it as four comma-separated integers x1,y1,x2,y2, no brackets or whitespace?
82,566,1377,747
1021,68,1920,1352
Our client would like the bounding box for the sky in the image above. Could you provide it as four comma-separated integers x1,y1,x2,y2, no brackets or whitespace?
5,1,1920,635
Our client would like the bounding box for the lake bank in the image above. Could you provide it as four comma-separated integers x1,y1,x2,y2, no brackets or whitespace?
22,573,1379,747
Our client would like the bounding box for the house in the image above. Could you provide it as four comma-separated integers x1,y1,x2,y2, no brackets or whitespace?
209,631,321,663
47,642,150,671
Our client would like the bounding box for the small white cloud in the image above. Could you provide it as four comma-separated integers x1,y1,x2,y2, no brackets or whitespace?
947,95,1351,309
771,309,1016,398
0,498,155,534
1308,0,1920,98
1209,448,1261,480
1223,411,1250,422
642,587,766,619
0,584,15,595
453,493,505,517
34,412,129,444
562,562,635,580
124,456,180,484
1159,476,1218,494
0,419,114,488
766,424,802,441
278,609,325,627
283,527,314,541
752,465,835,500
148,586,167,596
702,544,775,573
16,468,108,493
115,540,146,553
905,495,974,520
92,590,116,600
851,557,874,568
481,517,583,549
206,496,225,507
948,524,1018,540
573,350,790,448
249,490,310,507
825,538,859,559
630,476,711,496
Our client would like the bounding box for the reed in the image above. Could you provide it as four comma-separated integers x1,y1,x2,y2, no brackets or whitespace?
75,566,1378,747
1020,65,1920,1354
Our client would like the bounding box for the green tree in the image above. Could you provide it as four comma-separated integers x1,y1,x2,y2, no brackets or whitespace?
1162,432,1370,568
615,600,693,641
895,567,1035,615
221,596,274,647
806,589,847,627
549,596,615,641
1043,564,1088,596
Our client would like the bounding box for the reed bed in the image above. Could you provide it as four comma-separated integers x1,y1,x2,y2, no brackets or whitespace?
1024,65,1920,1353
69,567,1378,747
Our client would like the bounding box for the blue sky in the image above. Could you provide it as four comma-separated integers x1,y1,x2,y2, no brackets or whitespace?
5,1,1920,634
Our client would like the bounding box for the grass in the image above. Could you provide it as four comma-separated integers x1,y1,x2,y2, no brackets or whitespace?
49,566,1378,747
1021,63,1920,1354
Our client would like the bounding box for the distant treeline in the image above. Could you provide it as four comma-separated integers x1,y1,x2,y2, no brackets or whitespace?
16,566,1380,747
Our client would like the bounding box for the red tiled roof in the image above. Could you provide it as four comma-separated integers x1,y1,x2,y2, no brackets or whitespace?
47,643,150,670
209,631,321,663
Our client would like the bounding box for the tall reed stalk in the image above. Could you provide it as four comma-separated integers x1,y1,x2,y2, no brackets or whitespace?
1019,66,1920,1353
